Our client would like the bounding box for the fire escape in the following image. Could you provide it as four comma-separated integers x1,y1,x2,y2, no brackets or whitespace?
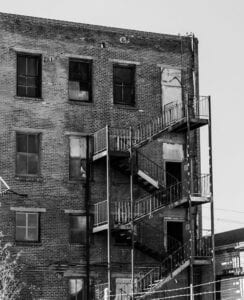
92,95,214,299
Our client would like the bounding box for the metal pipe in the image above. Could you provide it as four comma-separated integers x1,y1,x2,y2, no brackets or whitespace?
85,135,90,300
130,127,135,300
186,93,194,300
106,125,112,298
208,96,216,300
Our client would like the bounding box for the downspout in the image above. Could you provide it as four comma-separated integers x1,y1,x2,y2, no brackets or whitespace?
85,135,91,300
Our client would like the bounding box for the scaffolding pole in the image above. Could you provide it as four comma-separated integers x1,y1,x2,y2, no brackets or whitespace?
106,125,112,298
208,96,216,300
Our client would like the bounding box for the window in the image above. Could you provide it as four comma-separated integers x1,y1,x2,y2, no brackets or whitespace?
69,215,86,244
69,59,92,101
16,133,40,176
17,53,41,98
69,278,85,300
113,64,135,105
15,212,39,242
69,136,87,180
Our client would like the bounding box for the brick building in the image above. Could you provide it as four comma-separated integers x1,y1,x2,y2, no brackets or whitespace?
215,228,244,299
0,12,214,299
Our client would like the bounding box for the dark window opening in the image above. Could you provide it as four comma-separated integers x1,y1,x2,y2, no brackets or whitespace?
16,133,40,176
69,60,92,102
69,215,86,245
113,65,135,105
69,136,87,180
17,54,41,98
15,212,39,242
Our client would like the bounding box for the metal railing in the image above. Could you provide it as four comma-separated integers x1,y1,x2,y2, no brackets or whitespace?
191,174,211,198
136,152,164,186
137,221,182,256
195,235,212,257
94,127,107,155
93,174,210,228
94,200,107,227
94,282,108,300
136,235,212,294
93,97,210,155
109,127,131,152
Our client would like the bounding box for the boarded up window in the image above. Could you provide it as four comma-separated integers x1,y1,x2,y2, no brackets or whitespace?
69,60,92,101
69,136,87,180
16,133,40,176
17,53,41,98
163,143,184,161
161,68,182,106
69,215,86,244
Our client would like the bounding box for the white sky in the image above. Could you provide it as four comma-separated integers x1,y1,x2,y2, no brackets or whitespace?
1,0,244,233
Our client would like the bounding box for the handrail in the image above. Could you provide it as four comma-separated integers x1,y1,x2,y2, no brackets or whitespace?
94,282,108,300
137,220,182,255
93,174,210,228
136,236,212,294
93,97,210,155
136,151,179,188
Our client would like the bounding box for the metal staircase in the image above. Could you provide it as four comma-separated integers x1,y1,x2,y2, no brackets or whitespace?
116,221,182,261
136,236,212,299
93,173,210,232
111,151,179,193
93,96,209,161
91,95,214,300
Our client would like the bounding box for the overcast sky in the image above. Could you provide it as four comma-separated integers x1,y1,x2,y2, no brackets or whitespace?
1,0,243,233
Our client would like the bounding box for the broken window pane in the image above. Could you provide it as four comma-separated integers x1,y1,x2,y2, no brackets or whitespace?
69,60,92,102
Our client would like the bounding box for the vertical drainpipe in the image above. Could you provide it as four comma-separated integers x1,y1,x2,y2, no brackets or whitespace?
208,97,216,300
186,93,194,300
130,127,135,300
85,135,90,300
106,125,112,299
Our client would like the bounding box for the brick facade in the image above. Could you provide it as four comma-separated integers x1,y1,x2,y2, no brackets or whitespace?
0,12,212,300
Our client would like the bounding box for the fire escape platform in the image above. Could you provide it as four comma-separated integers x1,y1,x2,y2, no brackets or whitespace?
93,150,129,161
168,118,209,133
193,257,212,265
190,195,211,205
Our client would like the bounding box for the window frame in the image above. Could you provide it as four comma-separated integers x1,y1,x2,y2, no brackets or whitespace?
16,132,41,177
113,64,135,106
16,52,42,98
68,58,92,102
15,212,40,243
69,136,87,181
69,278,86,300
69,214,87,245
